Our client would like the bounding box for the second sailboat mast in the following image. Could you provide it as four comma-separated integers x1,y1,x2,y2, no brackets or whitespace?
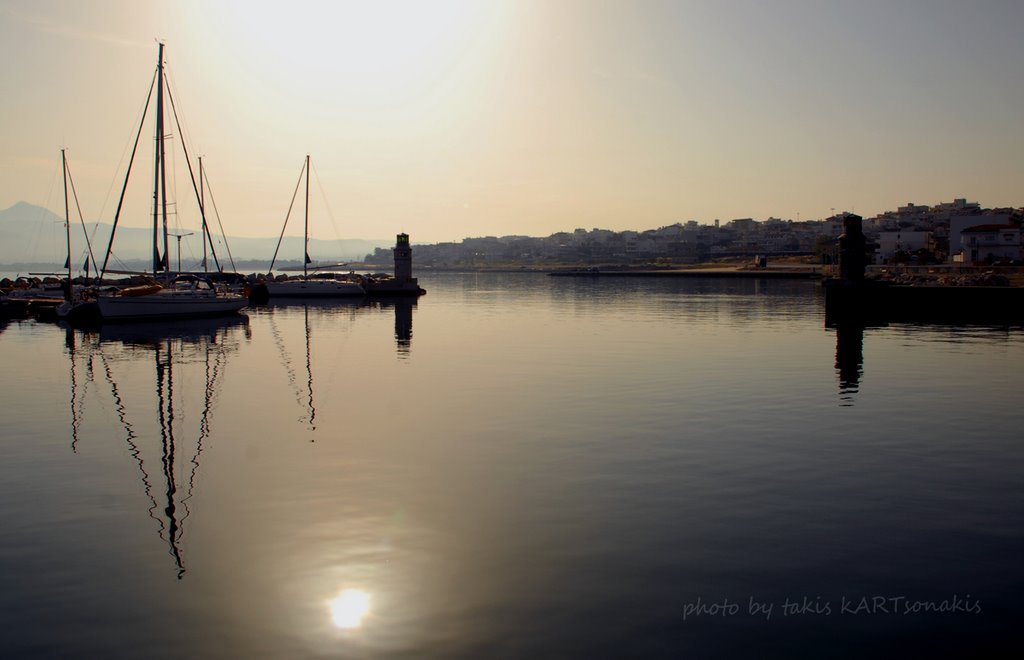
303,154,310,280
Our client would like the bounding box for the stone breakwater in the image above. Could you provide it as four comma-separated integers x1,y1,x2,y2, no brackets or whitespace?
865,271,1020,287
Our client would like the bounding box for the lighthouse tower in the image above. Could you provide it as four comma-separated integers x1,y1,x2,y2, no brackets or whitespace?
393,233,413,283
363,233,423,295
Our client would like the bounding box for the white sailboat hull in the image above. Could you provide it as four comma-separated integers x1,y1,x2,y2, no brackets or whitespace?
96,290,248,320
264,280,365,298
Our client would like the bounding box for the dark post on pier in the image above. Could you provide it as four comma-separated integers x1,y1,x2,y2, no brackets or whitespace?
838,214,866,281
824,211,1024,325
823,213,881,325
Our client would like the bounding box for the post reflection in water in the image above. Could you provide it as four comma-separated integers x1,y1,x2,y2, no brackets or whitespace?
62,316,250,578
833,322,865,406
374,296,413,358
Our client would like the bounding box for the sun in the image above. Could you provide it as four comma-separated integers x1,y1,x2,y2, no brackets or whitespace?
328,588,372,629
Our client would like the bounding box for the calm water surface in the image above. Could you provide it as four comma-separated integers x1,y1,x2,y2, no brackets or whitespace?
1,273,1022,658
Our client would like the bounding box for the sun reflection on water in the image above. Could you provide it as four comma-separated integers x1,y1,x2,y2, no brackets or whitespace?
328,589,372,630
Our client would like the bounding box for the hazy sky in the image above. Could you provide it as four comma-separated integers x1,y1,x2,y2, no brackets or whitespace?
2,0,1022,242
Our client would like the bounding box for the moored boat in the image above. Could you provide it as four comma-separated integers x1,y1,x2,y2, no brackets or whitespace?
94,275,247,321
79,43,247,323
263,278,364,298
261,154,365,299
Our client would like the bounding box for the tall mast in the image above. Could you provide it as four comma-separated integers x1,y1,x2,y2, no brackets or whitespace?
152,43,162,272
160,46,171,273
303,154,310,280
200,156,207,273
62,149,72,300
153,42,170,274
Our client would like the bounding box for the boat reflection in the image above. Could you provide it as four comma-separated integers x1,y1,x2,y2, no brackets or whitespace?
261,300,344,439
64,315,250,578
93,314,252,347
262,296,417,357
249,298,417,446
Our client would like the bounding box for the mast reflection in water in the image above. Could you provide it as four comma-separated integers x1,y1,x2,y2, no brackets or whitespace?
260,298,417,442
64,316,250,578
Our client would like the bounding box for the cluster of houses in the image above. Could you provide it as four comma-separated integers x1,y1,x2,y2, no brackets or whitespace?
863,199,1021,266
366,198,1022,267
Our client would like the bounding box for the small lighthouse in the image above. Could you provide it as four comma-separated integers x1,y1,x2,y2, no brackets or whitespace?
394,233,413,283
363,233,425,296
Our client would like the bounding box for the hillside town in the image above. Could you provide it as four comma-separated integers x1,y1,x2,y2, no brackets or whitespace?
368,198,1023,268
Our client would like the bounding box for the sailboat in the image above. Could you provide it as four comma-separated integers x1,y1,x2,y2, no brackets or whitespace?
261,155,365,298
55,148,102,322
90,43,247,321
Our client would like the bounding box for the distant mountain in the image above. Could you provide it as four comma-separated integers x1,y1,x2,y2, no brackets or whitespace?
0,202,391,269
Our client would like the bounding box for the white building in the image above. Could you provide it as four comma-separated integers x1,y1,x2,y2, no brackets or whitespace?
957,225,1021,264
949,214,1012,262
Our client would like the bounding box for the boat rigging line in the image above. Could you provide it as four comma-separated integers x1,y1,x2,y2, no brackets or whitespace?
269,157,309,274
198,162,237,273
63,151,99,277
99,43,231,281
100,68,157,280
164,79,224,273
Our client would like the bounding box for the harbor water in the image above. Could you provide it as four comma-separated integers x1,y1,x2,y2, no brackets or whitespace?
1,273,1022,658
